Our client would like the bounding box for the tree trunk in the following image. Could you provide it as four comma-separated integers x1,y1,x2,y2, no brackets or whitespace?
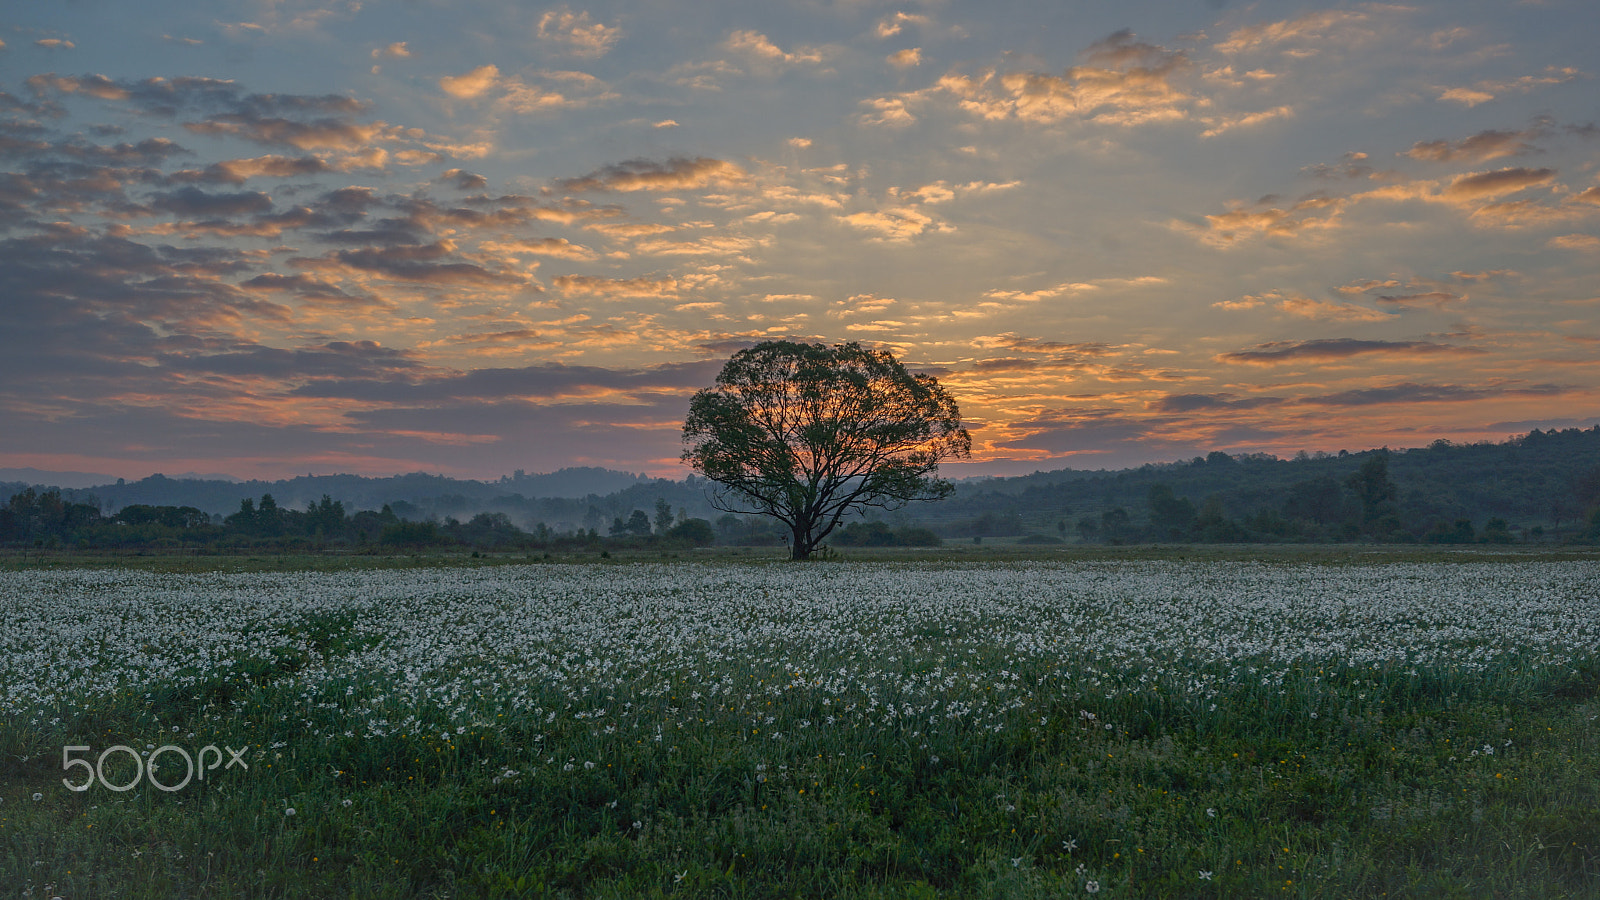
790,522,813,560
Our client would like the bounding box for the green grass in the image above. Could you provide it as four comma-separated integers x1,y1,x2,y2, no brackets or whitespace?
5,655,1599,896
4,542,1597,574
3,553,1599,898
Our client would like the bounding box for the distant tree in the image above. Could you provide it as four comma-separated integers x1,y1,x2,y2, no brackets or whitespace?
1347,453,1398,529
1100,507,1131,543
1283,476,1344,525
666,517,715,546
1482,517,1513,544
1147,484,1197,539
682,340,969,560
654,498,675,534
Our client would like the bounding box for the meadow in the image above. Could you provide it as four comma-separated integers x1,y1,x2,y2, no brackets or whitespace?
2,551,1598,898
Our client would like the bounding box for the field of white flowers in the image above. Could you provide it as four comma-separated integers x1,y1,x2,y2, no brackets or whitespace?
5,559,1596,742
6,557,1600,898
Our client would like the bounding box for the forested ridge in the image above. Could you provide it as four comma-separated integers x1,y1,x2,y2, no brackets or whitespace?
4,427,1598,550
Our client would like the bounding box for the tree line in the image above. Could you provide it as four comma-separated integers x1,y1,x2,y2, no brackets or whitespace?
930,431,1600,545
0,489,738,553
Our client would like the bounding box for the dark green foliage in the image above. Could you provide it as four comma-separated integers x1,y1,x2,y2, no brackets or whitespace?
381,519,446,547
1147,484,1197,539
666,517,716,546
920,426,1600,545
830,520,942,547
682,341,970,559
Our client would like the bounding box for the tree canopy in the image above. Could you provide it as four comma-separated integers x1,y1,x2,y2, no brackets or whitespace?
681,340,969,559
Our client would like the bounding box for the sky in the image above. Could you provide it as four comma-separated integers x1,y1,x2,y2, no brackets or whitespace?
2,0,1597,482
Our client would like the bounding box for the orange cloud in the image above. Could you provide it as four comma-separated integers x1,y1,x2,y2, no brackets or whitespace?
875,12,930,39
440,65,500,99
1212,9,1380,55
725,30,824,66
559,157,746,192
1405,128,1541,163
1275,296,1394,322
554,274,678,298
1218,338,1482,366
169,155,329,184
1443,167,1556,200
537,8,621,58
478,238,598,260
1438,66,1583,106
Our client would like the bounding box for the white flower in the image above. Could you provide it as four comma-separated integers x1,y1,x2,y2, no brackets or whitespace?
1206,807,1216,818
284,807,296,816
1063,838,1077,852
342,799,352,807
1199,870,1213,880
1085,880,1100,893
32,792,43,801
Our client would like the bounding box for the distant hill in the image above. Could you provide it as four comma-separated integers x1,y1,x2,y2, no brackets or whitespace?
7,427,1599,542
927,426,1600,540
31,467,652,518
0,468,117,489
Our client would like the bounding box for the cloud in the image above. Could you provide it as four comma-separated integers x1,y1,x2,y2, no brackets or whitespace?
24,73,131,101
1443,166,1557,200
837,206,952,241
237,272,388,308
858,96,916,127
537,8,621,58
1405,127,1543,162
1199,105,1294,138
1374,291,1465,307
1438,66,1583,106
440,65,501,99
1335,279,1402,294
1151,393,1280,412
478,237,597,260
1299,382,1566,407
1212,9,1381,56
183,115,385,152
862,29,1194,129
553,274,678,298
875,12,931,39
150,186,274,217
725,30,824,67
1188,192,1345,246
371,42,411,59
558,157,746,192
1217,338,1482,366
168,154,329,184
1439,87,1495,107
1549,233,1600,251
292,242,531,286
1274,296,1394,322
1302,151,1375,181
438,168,488,190
993,407,1211,458
888,48,923,69
35,39,76,51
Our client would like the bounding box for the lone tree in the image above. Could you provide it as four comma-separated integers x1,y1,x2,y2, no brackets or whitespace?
682,340,970,559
